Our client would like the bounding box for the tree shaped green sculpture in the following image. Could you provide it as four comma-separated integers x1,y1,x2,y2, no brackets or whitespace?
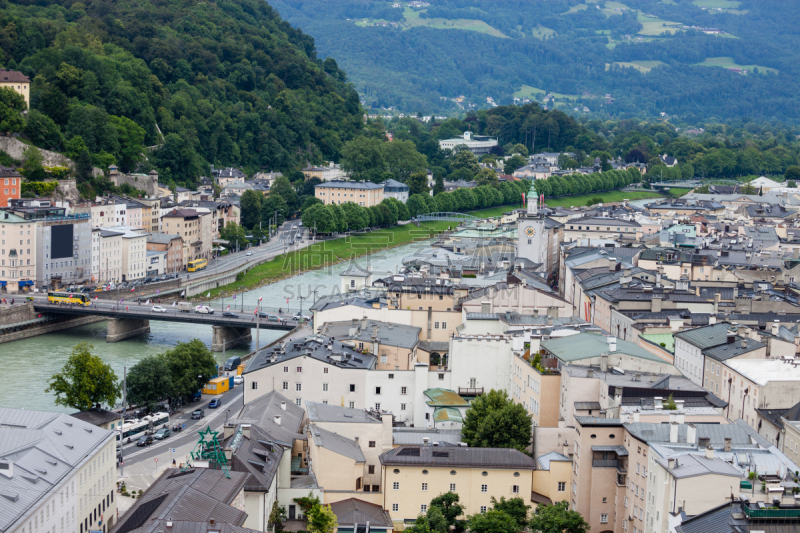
183,425,230,478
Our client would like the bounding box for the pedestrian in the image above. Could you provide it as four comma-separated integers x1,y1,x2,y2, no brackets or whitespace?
172,459,176,466
279,308,282,314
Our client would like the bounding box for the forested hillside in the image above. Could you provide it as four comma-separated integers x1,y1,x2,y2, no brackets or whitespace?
0,0,364,187
269,0,800,122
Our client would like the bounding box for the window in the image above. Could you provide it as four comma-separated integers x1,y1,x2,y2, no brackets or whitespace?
349,402,355,409
480,506,487,513
434,322,440,329
350,384,356,392
282,382,288,390
283,366,289,373
375,387,381,395
324,368,328,374
401,386,407,395
369,441,376,448
600,514,608,524
422,483,428,491
393,482,399,490
511,485,519,494
295,399,302,406
369,465,375,474
558,482,566,492
602,497,607,503
296,383,302,391
450,483,456,491
388,373,394,379
438,373,445,380
322,383,328,391
251,382,258,390
375,403,381,410
481,484,488,493
442,322,447,329
401,403,406,410
392,504,399,512
296,367,302,373
421,505,427,513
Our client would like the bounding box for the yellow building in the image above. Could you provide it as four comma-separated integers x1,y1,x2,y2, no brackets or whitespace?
531,451,572,509
380,446,534,527
316,180,384,207
0,69,30,107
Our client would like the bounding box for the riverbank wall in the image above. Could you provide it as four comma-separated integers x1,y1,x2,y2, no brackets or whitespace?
0,302,106,345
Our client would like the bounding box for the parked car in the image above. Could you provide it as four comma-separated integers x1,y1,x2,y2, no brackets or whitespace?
195,305,214,314
190,390,202,402
294,312,311,321
151,305,167,313
136,435,154,447
191,409,205,419
267,314,281,322
208,398,222,408
222,311,239,318
246,251,253,256
224,356,241,372
233,376,244,385
153,428,171,440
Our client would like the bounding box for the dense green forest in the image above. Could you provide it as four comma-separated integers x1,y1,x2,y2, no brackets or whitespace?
0,0,365,189
268,0,800,122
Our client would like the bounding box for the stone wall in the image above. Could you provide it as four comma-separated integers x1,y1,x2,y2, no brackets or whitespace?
0,136,103,176
111,173,158,197
0,301,35,325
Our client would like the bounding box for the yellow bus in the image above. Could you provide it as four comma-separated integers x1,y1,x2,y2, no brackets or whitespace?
47,291,90,305
187,259,208,272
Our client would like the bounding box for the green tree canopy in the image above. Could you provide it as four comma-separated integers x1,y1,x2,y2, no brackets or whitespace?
126,355,173,409
528,501,589,533
466,510,519,533
219,221,249,251
240,189,263,229
786,166,800,183
46,342,119,411
491,497,530,529
462,389,532,451
307,504,338,533
0,87,26,133
161,339,218,400
407,171,430,195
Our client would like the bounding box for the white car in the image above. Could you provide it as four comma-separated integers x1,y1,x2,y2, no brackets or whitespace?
151,305,167,313
233,376,244,385
246,251,253,256
294,313,311,321
195,305,214,314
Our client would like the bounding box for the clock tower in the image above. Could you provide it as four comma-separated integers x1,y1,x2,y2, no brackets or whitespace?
517,181,546,264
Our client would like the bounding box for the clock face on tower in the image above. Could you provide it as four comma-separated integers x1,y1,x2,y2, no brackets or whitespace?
525,227,536,237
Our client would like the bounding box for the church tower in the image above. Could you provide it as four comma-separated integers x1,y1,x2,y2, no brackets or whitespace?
517,181,546,264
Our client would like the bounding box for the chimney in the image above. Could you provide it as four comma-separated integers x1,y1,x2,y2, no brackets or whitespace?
274,415,282,426
651,296,662,313
423,437,429,446
281,401,287,411
737,324,746,337
600,353,609,372
669,422,679,443
533,309,539,318
709,315,717,325
686,423,697,444
741,339,748,349
587,368,594,378
668,458,675,469
632,412,640,423
562,438,570,457
608,258,617,272
705,446,714,460
727,333,735,344
242,424,251,440
794,248,799,259
698,437,710,449
772,320,780,336
677,413,685,424
724,438,732,452
714,293,720,313
608,336,617,352
547,316,554,326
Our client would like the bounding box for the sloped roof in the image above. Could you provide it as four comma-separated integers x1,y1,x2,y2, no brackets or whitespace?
433,408,464,423
537,451,570,471
541,333,664,363
309,425,365,463
381,446,534,469
655,453,741,479
424,389,469,407
235,391,305,446
306,402,381,424
328,498,393,528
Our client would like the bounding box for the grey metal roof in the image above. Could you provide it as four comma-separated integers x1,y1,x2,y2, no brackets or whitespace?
110,468,251,533
674,502,736,533
140,521,262,533
0,408,115,532
674,323,734,349
245,335,377,374
70,408,119,427
380,446,535,469
703,337,765,361
306,402,381,424
235,391,306,446
310,425,365,463
339,262,372,277
591,445,628,456
328,498,393,528
574,417,623,427
537,451,570,471
225,424,283,492
391,428,464,446
654,453,741,479
626,422,755,446
574,402,602,411
147,233,181,244
319,319,421,351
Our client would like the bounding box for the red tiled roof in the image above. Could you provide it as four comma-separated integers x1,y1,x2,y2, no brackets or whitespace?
0,69,30,83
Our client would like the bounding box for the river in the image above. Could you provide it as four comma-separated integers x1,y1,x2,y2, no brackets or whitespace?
3,240,430,413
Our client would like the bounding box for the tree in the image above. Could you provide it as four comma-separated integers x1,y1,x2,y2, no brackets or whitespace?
293,493,321,516
528,501,588,533
341,202,369,230
268,501,286,533
407,194,430,218
272,176,298,211
262,194,290,226
46,342,119,411
433,173,445,195
491,497,530,529
789,180,797,188
341,136,386,182
307,504,338,533
383,139,427,182
785,166,800,183
450,149,480,175
430,492,465,532
0,87,26,133
126,355,173,409
76,150,94,182
20,146,47,181
462,389,532,451
301,196,323,213
219,221,249,251
161,339,218,400
504,154,527,175
466,510,518,533
407,171,430,195
25,109,63,150
405,514,435,533
240,189,263,229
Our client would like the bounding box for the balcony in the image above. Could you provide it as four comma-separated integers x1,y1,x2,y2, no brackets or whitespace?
458,387,484,396
743,506,800,519
592,459,620,468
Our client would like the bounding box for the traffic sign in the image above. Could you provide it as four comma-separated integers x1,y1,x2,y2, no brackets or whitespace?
170,448,176,453
155,458,158,462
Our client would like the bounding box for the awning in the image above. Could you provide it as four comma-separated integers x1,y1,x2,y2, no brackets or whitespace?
0,281,6,287
592,445,629,456
18,280,33,286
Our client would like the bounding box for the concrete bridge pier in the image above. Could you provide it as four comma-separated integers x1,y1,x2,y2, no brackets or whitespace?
212,325,252,352
106,318,151,342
